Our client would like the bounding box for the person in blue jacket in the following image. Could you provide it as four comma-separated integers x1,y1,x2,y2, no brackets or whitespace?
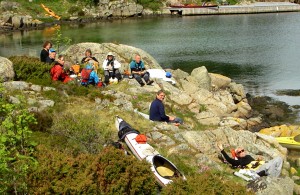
80,63,100,86
149,90,183,124
129,54,154,87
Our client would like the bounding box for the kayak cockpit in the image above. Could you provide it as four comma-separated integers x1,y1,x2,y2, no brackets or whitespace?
153,155,181,179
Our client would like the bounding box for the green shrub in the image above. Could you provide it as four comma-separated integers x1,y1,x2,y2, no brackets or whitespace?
28,146,157,194
161,171,252,195
68,6,81,15
49,110,114,154
0,93,37,194
137,0,163,11
30,111,53,132
9,56,52,85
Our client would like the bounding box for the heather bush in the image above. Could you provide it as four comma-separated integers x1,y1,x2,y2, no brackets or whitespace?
137,0,163,11
49,108,114,154
9,56,52,85
161,171,252,195
28,146,157,194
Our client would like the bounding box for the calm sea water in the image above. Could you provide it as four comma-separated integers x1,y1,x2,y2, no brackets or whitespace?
0,13,300,105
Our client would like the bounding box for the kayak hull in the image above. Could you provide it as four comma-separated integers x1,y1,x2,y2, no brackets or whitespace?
275,136,300,150
115,116,185,186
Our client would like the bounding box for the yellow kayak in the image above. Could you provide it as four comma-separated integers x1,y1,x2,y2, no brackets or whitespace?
41,4,61,20
275,134,300,149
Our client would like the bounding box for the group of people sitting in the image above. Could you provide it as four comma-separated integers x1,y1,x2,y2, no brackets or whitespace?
40,41,154,87
41,42,284,180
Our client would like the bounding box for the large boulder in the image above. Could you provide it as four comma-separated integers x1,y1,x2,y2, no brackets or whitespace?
229,82,246,101
171,69,189,81
64,43,162,72
209,73,231,89
247,176,294,195
176,127,286,161
0,57,15,82
189,66,211,91
110,2,143,17
160,80,192,105
0,1,20,11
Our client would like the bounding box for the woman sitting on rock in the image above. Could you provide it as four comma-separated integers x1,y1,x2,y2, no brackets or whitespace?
50,54,70,83
40,41,52,63
80,64,100,87
81,49,99,72
102,52,122,85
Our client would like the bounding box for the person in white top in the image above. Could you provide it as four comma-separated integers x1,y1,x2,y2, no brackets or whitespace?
102,52,122,84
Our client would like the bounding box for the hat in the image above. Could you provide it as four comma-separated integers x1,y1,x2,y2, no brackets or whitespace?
107,52,114,56
49,48,56,53
166,72,172,78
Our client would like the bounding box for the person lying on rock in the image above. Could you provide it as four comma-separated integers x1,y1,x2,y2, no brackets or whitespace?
149,90,183,124
81,49,99,73
217,143,283,178
102,52,122,85
129,54,154,87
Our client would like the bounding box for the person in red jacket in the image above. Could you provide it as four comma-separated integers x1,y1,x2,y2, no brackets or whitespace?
50,55,69,82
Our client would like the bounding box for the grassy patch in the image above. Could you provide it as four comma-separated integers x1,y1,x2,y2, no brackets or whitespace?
161,170,252,195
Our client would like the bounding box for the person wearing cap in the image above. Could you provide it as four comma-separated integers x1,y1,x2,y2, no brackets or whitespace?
129,54,154,87
45,49,56,64
217,143,283,178
149,90,183,124
40,41,52,62
102,52,122,85
80,63,100,86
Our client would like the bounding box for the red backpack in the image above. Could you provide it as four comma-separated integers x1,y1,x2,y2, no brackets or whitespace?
81,68,92,83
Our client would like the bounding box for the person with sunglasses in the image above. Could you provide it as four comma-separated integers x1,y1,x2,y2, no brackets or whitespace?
217,143,283,178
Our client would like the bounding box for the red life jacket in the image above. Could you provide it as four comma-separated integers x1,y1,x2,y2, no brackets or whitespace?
81,68,92,83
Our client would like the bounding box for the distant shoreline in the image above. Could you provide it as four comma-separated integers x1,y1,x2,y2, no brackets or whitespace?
1,2,299,34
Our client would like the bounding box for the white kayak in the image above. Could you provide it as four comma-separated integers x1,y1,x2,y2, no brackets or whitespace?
115,116,186,186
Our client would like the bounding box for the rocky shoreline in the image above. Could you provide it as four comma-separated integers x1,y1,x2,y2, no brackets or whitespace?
1,42,300,194
1,1,300,33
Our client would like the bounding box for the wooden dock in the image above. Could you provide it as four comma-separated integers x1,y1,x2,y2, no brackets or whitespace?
167,2,300,16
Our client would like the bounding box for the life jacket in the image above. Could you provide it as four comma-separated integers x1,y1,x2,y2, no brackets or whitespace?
135,134,147,144
231,149,238,160
81,68,92,83
71,64,80,75
245,161,265,170
133,61,143,71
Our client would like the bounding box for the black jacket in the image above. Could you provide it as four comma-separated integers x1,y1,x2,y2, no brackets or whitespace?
149,98,169,122
221,150,254,167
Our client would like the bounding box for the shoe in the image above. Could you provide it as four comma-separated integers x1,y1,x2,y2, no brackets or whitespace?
147,80,154,85
140,82,145,87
